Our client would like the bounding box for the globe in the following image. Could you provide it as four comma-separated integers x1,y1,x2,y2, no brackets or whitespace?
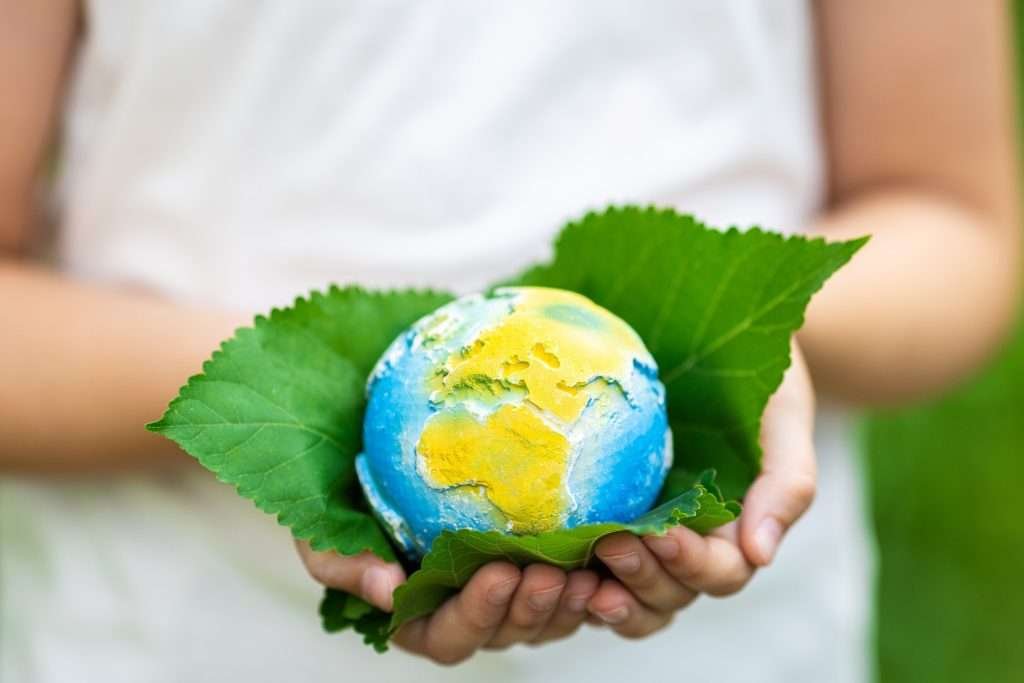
356,286,672,558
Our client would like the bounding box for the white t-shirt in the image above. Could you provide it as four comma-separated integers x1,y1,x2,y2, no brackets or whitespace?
0,2,875,681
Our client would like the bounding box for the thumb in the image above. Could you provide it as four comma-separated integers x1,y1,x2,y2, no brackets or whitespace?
739,344,817,567
295,540,406,611
738,450,817,567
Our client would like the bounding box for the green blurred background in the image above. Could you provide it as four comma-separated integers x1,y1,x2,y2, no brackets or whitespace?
868,321,1024,682
866,8,1024,680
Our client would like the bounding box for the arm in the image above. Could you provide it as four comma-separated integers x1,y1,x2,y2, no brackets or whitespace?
1,263,245,471
0,2,243,471
802,0,1022,405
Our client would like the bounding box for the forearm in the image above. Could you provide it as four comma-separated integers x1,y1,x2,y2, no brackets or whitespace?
0,260,245,472
799,187,1020,405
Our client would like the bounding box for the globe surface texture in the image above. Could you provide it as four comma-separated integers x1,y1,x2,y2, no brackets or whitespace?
356,287,672,558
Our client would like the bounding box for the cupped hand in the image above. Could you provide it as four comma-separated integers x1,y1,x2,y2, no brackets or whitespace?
296,541,601,665
588,340,817,638
296,343,816,655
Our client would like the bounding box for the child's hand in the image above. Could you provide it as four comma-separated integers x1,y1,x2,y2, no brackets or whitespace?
296,542,601,664
587,340,817,638
297,342,815,656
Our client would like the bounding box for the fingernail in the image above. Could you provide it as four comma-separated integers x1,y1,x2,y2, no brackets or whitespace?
486,577,519,606
566,595,589,612
596,606,629,624
756,518,783,565
527,585,564,612
361,566,395,610
602,552,641,575
644,535,679,561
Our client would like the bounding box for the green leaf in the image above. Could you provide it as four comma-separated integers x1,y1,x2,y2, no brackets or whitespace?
508,206,867,499
390,472,734,628
318,471,738,650
320,591,391,652
148,206,865,654
147,286,454,559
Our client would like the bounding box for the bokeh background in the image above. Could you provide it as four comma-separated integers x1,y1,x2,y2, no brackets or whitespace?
5,6,1021,682
869,318,1024,682
866,6,1024,680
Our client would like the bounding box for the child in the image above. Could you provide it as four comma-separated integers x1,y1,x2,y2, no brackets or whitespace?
1,2,1019,681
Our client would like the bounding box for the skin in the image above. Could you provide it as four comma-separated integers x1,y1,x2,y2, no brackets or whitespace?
1,0,1020,666
295,343,812,659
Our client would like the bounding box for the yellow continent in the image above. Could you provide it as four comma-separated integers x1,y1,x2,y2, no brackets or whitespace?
418,404,569,533
435,288,646,422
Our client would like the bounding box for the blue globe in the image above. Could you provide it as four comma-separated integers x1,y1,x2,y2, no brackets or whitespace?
356,287,671,558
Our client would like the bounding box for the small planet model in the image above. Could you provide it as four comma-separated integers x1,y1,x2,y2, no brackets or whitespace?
356,287,672,558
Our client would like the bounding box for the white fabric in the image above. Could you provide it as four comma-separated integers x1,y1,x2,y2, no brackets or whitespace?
1,2,875,681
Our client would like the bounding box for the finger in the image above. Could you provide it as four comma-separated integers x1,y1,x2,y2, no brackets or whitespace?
530,569,600,644
587,579,673,639
595,532,696,612
642,523,754,596
485,564,567,649
392,562,520,665
740,344,817,566
295,540,405,611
